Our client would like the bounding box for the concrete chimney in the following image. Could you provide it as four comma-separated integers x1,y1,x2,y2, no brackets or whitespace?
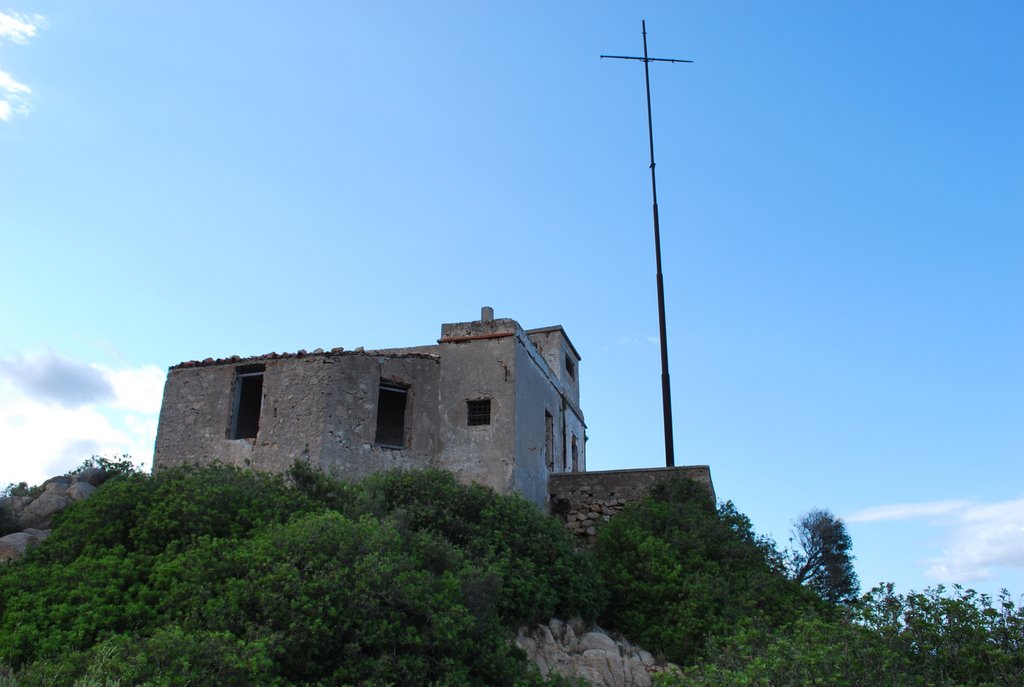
481,306,494,322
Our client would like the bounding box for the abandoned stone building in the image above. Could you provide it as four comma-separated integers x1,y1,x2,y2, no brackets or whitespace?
154,308,714,513
155,309,588,505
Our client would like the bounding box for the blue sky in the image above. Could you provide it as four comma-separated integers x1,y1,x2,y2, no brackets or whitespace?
1,2,1021,599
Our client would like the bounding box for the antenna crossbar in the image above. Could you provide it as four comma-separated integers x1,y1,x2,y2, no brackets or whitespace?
600,55,693,64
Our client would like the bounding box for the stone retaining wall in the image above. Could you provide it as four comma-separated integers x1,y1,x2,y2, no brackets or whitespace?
548,466,714,540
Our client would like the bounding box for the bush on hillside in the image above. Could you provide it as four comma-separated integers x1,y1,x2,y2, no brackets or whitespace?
0,464,597,686
594,476,823,666
0,501,16,538
351,468,607,625
288,463,605,625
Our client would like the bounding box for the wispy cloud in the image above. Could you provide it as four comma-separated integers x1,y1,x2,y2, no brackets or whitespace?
0,351,164,486
925,499,1024,583
848,497,1024,584
618,335,659,346
846,500,972,523
0,10,45,44
0,10,46,122
0,69,30,95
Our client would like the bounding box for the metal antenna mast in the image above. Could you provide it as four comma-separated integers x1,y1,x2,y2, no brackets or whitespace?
602,20,692,469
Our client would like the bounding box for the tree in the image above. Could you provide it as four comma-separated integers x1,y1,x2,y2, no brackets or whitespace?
787,508,859,603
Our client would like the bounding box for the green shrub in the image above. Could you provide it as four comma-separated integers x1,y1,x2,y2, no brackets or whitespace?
70,455,142,482
2,465,597,685
595,477,821,665
661,614,913,687
14,627,277,687
36,464,312,564
855,583,1024,687
353,468,606,625
150,511,527,686
0,500,16,537
1,483,39,499
0,465,315,668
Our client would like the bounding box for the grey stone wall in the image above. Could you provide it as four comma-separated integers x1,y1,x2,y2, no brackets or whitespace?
525,327,581,408
319,353,441,480
436,318,518,495
512,338,563,506
154,350,441,477
549,466,714,539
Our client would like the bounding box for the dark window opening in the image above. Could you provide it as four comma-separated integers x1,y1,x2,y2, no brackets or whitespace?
231,366,265,440
565,357,576,380
467,399,491,426
545,411,554,471
571,435,579,472
374,383,408,448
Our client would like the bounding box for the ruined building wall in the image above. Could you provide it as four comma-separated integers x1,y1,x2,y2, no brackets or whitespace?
154,351,441,478
153,312,598,509
154,358,329,473
318,353,440,481
512,339,564,506
512,332,586,505
526,327,581,408
436,319,518,495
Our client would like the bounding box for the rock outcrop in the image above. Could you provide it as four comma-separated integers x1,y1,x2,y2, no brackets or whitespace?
1,469,108,563
516,618,678,687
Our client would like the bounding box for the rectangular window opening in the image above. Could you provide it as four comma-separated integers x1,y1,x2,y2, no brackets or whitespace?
374,383,408,448
571,435,579,472
565,356,576,380
231,366,265,440
467,399,491,426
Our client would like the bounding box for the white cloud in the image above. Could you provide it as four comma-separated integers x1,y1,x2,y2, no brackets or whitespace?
0,69,30,95
0,69,32,121
0,11,46,123
0,352,163,487
846,499,972,523
0,10,44,44
848,497,1024,585
103,365,166,414
925,499,1024,583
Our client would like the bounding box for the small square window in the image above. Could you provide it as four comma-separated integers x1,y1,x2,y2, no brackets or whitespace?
467,399,491,426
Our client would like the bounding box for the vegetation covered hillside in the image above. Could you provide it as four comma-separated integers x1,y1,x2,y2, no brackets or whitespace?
1,464,1021,687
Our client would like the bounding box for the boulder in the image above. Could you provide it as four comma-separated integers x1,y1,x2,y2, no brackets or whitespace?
516,620,655,687
66,482,97,502
75,467,108,487
22,528,51,543
0,532,34,562
0,495,32,516
0,529,50,563
17,491,70,530
43,477,72,494
579,632,620,653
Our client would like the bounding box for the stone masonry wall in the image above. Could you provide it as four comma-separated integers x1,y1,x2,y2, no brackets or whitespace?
548,466,714,540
